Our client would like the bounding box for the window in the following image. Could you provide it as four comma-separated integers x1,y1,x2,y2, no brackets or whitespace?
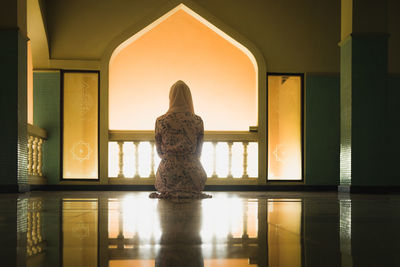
268,74,303,180
62,71,99,179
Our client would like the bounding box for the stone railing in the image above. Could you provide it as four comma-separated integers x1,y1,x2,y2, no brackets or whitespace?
27,124,47,184
108,130,258,184
26,198,45,258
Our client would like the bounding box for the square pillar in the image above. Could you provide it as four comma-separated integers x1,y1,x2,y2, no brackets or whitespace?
0,0,28,192
340,0,389,189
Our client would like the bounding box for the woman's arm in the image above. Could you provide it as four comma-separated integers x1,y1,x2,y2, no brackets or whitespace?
195,119,204,159
155,119,163,158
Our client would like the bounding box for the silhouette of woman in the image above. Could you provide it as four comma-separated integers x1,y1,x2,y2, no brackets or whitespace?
149,81,211,199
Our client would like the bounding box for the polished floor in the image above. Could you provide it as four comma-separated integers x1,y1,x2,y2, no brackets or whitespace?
1,191,400,267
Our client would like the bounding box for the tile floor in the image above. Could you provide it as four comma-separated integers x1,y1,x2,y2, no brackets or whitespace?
1,191,400,267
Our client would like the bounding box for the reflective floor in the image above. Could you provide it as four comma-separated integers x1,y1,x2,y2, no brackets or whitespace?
1,191,400,267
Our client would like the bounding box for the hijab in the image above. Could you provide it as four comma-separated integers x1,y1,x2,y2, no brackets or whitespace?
167,80,194,114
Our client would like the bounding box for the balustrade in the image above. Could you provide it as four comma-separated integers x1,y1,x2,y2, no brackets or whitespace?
27,198,45,257
27,124,47,184
108,131,258,184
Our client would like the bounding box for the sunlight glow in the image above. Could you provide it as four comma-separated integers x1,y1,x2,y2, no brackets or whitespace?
200,196,258,241
109,6,257,131
108,194,161,242
108,195,258,245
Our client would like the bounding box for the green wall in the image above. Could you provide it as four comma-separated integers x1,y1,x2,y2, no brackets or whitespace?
351,36,388,186
0,29,28,187
33,71,61,184
386,74,400,185
305,74,340,185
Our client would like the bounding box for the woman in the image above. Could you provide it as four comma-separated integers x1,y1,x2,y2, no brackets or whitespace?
149,81,211,199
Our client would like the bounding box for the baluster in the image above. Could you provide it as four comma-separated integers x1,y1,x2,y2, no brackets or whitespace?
32,209,38,255
242,203,249,243
150,141,155,178
134,141,140,178
27,211,32,256
242,141,249,178
117,141,124,178
36,211,42,243
37,138,43,176
32,137,38,176
211,141,218,178
37,200,42,244
27,136,33,175
117,204,124,249
227,142,233,178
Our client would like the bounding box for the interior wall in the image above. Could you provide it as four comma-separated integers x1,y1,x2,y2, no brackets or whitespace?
304,74,340,185
33,71,61,184
43,0,341,73
386,74,400,185
388,0,400,73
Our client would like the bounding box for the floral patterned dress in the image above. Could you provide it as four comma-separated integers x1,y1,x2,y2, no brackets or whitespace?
150,112,210,199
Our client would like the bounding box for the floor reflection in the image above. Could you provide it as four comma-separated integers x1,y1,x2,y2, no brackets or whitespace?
2,191,400,266
107,193,265,266
62,199,98,267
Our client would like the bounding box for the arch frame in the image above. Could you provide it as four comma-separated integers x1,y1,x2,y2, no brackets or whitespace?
99,0,267,184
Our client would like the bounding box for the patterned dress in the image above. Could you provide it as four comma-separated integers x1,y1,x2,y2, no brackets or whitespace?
150,112,210,199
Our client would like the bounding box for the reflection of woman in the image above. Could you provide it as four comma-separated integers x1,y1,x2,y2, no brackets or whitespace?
156,200,204,267
150,81,211,199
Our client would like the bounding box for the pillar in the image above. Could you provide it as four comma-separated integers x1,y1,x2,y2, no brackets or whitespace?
0,0,28,192
340,0,389,190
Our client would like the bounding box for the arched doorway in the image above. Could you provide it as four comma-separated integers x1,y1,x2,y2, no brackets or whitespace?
99,2,267,184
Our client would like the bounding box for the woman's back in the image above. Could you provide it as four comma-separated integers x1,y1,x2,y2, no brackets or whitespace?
156,112,203,157
150,80,211,199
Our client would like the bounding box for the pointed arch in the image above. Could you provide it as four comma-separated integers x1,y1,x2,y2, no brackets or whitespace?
99,1,267,182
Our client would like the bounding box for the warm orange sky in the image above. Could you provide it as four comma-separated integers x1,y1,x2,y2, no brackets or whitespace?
109,9,257,131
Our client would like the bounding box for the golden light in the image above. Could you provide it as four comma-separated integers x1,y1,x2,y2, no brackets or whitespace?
268,200,302,267
62,200,98,267
109,5,257,131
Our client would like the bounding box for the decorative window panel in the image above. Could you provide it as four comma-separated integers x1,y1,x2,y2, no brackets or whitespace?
62,72,99,179
268,75,302,180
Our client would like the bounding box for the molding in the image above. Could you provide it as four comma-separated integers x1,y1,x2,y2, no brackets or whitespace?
27,184,339,192
0,185,20,193
28,175,47,185
33,69,60,73
27,123,47,139
18,184,31,193
49,59,100,70
339,185,400,194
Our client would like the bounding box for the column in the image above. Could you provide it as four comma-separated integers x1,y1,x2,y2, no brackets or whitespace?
340,0,388,190
0,0,28,192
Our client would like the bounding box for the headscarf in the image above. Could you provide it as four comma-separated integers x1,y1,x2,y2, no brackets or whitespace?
167,80,194,114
